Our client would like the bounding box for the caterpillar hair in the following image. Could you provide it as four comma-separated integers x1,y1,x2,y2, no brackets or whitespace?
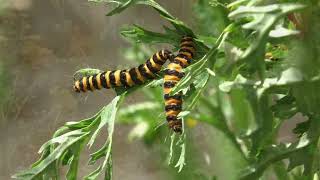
73,49,173,93
163,36,196,133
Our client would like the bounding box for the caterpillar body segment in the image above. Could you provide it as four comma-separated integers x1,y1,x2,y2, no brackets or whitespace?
163,36,196,133
73,49,173,93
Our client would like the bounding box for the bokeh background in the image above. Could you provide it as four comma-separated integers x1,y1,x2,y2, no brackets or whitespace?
0,0,301,179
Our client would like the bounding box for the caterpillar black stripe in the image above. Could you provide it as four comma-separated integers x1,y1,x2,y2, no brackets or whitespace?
163,36,196,133
73,50,173,92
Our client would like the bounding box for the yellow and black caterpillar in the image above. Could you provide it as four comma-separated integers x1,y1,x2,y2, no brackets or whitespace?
163,36,196,133
73,50,173,92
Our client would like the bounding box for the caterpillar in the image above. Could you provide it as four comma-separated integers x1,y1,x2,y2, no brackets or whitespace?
163,36,196,133
73,49,173,93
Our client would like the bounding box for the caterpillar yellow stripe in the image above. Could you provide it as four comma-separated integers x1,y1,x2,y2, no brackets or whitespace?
163,36,196,133
73,50,173,92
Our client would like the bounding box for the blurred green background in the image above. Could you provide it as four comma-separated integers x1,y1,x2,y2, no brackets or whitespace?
0,0,315,180
0,1,199,179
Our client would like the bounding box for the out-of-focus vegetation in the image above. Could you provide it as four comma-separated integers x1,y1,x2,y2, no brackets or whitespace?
0,3,18,127
14,0,320,180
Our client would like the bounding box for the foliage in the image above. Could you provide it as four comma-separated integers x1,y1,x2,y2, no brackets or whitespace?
14,0,320,180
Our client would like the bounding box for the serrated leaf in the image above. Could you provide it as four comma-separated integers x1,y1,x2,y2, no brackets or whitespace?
269,25,300,38
229,3,306,79
91,0,195,37
271,95,298,119
66,142,83,180
240,139,311,179
65,108,104,130
293,120,310,137
89,0,138,16
167,132,186,172
121,24,180,47
175,137,186,172
88,96,122,147
288,116,320,176
170,28,231,95
73,68,103,80
184,71,210,111
85,95,124,179
13,132,90,180
170,45,217,96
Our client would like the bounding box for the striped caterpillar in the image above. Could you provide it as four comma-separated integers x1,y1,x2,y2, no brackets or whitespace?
73,50,173,92
163,36,196,133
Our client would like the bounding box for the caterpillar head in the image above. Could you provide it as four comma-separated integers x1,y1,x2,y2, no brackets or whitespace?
162,49,175,62
168,120,182,134
73,81,81,93
173,125,182,133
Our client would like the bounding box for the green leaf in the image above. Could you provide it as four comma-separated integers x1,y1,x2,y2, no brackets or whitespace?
292,81,320,116
170,44,218,96
120,24,180,47
293,120,310,137
88,95,122,147
288,116,320,177
89,0,138,16
192,0,229,37
175,135,186,172
66,142,84,180
229,3,306,79
13,131,90,180
219,67,318,98
170,27,232,95
240,139,311,179
85,95,124,179
168,132,187,172
73,68,103,80
269,25,300,38
184,71,210,111
271,95,298,120
91,0,194,36
229,88,256,136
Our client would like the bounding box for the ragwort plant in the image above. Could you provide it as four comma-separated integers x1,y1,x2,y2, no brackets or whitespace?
14,0,320,179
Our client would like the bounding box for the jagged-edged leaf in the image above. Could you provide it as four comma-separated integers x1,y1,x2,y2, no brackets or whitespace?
85,95,124,179
168,133,186,172
121,25,180,47
13,131,90,179
184,71,210,111
288,117,320,175
229,3,306,79
271,95,298,120
218,67,317,98
241,138,311,179
66,141,84,180
229,88,256,136
175,136,186,172
170,28,231,95
90,0,195,36
73,68,103,80
88,95,123,147
269,25,300,38
170,43,218,95
65,110,102,130
193,0,229,37
89,0,141,16
293,120,310,137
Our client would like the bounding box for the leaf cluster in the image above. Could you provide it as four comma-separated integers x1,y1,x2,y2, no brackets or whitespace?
14,0,320,180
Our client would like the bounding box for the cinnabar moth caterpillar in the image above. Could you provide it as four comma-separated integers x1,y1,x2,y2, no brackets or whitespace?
73,49,173,93
163,36,196,133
